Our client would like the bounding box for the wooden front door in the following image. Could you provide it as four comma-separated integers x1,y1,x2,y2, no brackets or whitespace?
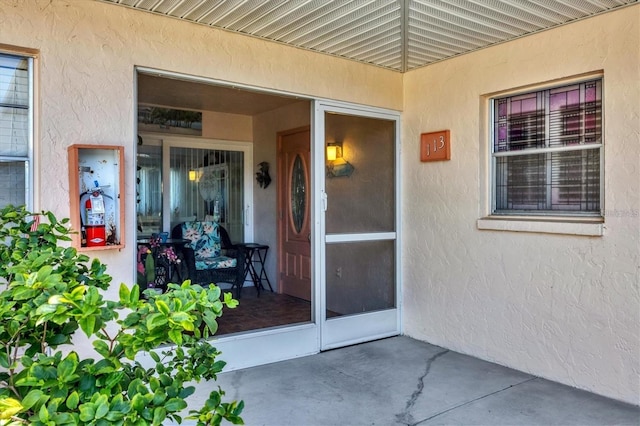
277,126,311,301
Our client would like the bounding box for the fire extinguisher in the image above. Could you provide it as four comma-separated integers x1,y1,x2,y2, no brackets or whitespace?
82,181,107,247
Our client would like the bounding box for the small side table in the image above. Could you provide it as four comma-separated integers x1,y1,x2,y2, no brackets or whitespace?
234,243,273,296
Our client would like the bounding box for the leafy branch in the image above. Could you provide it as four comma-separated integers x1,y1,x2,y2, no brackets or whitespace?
0,206,243,425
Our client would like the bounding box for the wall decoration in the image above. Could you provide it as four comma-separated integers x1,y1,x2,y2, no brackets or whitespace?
420,130,451,162
256,161,272,188
137,105,202,136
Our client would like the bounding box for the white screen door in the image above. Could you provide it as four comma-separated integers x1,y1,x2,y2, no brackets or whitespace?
314,101,401,350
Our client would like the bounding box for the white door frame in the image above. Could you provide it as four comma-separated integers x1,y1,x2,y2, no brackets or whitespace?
210,100,403,370
312,100,402,351
134,68,401,372
136,133,255,241
159,135,255,242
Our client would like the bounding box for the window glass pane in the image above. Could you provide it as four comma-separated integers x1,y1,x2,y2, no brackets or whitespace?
495,153,547,211
0,56,28,105
0,54,30,209
494,80,602,152
0,107,28,157
137,145,162,236
495,149,600,213
492,78,602,215
494,93,544,152
0,55,29,157
0,161,26,208
168,147,244,242
548,80,602,147
550,149,600,211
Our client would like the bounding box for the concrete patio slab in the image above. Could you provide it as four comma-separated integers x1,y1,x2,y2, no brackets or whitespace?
180,336,639,425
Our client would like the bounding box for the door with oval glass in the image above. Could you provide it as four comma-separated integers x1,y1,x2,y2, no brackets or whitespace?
278,126,311,301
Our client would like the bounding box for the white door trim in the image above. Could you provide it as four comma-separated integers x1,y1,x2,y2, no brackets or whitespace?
312,100,402,351
134,68,402,371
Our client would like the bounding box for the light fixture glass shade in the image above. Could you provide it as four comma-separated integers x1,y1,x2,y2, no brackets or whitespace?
189,170,197,181
326,145,337,161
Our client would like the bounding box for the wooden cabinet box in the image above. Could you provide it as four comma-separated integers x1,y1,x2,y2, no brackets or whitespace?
68,145,125,250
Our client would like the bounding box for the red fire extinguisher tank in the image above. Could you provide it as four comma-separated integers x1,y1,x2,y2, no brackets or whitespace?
85,194,106,247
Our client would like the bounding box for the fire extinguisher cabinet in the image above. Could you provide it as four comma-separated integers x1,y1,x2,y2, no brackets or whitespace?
68,144,125,250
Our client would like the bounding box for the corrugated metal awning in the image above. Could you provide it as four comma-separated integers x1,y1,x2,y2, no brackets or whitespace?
99,0,637,72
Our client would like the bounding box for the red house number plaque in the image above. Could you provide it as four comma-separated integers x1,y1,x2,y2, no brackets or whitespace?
420,130,450,162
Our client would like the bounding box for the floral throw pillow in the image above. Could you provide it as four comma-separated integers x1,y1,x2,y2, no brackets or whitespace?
182,221,222,259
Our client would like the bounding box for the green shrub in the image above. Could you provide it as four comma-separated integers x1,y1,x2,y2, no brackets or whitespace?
0,205,243,425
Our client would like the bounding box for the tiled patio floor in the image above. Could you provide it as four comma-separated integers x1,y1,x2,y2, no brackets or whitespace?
217,290,311,335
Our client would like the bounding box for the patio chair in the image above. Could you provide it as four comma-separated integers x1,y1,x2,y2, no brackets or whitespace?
171,221,246,298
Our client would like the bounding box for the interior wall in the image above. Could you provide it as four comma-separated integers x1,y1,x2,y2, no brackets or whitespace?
402,6,640,404
252,101,311,288
202,111,252,142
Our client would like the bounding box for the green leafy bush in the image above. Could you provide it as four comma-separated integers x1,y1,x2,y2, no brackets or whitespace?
0,206,243,425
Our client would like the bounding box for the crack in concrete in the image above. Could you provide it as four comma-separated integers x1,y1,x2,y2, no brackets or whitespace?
395,349,449,425
411,377,538,426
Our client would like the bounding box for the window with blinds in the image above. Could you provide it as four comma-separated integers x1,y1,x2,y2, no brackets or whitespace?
492,78,602,215
0,53,31,209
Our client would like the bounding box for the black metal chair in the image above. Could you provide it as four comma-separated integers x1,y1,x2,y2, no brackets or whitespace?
218,224,236,255
171,222,246,298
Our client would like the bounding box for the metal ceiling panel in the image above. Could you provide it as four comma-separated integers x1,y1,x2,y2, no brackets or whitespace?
410,13,502,46
133,0,163,9
240,2,323,34
306,8,399,51
282,1,396,45
147,1,181,14
181,0,227,20
255,2,345,39
117,0,140,6
99,0,638,72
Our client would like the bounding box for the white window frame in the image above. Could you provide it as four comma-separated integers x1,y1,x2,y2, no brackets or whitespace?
0,51,34,210
136,134,254,242
478,73,605,237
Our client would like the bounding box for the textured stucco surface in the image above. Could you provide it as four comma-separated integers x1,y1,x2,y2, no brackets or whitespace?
402,6,640,404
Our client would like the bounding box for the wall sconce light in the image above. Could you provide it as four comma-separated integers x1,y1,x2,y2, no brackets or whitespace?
326,141,354,178
189,169,204,182
326,142,342,161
